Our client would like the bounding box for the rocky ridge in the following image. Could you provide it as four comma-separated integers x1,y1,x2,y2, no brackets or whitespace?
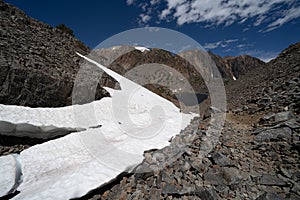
209,52,266,80
0,0,111,107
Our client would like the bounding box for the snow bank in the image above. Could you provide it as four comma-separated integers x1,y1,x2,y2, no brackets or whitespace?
0,154,21,197
134,46,150,52
0,53,197,200
0,103,103,138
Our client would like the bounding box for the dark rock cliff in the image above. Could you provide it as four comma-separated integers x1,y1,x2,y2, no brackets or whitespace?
0,1,98,107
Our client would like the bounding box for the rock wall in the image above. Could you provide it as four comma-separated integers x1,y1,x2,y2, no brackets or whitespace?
0,1,96,107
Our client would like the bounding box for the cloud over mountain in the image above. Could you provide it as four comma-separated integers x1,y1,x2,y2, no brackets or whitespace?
128,0,300,31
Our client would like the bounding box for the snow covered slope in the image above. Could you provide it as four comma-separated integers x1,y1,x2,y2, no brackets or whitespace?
0,53,197,200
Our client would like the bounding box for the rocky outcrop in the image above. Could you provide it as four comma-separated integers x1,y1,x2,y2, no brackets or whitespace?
0,1,101,107
208,52,266,80
224,55,266,79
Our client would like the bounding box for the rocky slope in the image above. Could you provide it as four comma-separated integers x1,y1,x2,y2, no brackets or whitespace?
226,42,300,111
76,42,300,200
0,0,111,107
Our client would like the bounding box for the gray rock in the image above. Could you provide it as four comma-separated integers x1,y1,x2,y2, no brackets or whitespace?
274,111,295,123
291,182,300,194
149,188,161,199
134,164,154,180
259,174,286,186
204,170,227,186
162,183,181,195
279,166,293,178
161,171,173,183
211,152,231,166
282,119,300,129
254,127,292,142
222,167,241,185
256,192,282,200
261,113,276,123
289,193,300,200
195,187,219,200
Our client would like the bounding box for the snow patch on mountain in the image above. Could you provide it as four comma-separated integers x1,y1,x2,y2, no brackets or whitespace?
0,53,197,200
134,46,150,52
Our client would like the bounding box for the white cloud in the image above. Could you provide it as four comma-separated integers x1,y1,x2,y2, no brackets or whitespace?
225,39,238,43
223,48,232,52
139,2,149,12
236,44,247,48
138,14,152,26
150,0,161,5
126,0,135,5
204,41,222,49
265,6,300,32
129,0,300,31
204,39,239,50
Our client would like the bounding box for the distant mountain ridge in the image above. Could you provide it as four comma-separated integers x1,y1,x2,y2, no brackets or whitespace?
208,52,266,80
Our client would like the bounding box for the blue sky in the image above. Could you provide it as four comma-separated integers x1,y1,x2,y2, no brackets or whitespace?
5,0,300,61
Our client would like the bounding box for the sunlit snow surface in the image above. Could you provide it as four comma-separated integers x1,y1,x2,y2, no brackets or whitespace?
0,104,87,139
134,46,150,52
0,54,197,200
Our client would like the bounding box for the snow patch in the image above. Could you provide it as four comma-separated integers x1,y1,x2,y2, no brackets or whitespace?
134,46,150,52
1,53,197,200
233,75,237,80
